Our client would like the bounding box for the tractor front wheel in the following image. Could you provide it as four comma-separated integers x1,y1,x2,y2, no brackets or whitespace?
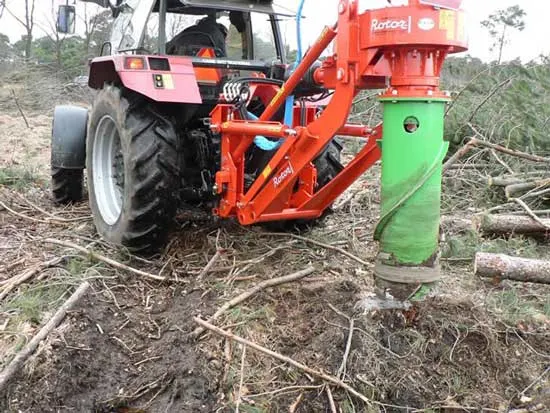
86,86,179,251
51,167,84,204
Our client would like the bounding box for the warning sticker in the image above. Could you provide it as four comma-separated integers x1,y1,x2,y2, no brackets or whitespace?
439,9,456,40
162,74,174,90
262,165,273,179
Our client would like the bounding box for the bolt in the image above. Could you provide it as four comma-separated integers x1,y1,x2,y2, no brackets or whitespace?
444,91,452,97
337,68,345,81
427,90,434,96
338,1,346,14
392,89,398,96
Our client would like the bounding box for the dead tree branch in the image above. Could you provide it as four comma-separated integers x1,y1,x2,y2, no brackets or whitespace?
44,238,183,283
197,250,224,280
467,127,549,163
0,256,66,302
265,233,370,267
193,317,374,406
193,266,315,336
0,281,90,392
442,139,477,172
468,77,513,122
511,198,550,230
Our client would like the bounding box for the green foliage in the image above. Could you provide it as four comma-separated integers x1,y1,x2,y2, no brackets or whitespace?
3,284,67,325
442,57,550,154
88,10,112,56
0,165,42,190
0,32,12,58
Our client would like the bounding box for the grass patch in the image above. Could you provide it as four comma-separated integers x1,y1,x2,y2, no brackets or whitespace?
0,165,43,189
3,283,67,325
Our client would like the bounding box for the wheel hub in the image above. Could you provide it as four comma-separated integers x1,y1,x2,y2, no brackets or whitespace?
92,115,124,226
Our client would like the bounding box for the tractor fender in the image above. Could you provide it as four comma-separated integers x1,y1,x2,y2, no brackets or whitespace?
88,55,202,104
51,105,88,169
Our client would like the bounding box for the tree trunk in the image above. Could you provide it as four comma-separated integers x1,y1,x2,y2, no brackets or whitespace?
475,253,550,284
479,214,550,236
497,24,506,65
25,30,32,59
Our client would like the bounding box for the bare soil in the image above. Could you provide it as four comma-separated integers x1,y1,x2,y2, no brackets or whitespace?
1,79,549,413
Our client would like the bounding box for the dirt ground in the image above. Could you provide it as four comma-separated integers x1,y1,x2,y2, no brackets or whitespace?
1,80,550,413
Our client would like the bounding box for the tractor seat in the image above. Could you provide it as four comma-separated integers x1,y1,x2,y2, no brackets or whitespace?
167,31,226,58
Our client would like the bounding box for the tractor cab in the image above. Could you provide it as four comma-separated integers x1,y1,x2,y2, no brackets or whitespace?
105,0,293,103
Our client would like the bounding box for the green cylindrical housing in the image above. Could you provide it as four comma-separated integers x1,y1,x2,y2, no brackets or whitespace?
374,97,449,292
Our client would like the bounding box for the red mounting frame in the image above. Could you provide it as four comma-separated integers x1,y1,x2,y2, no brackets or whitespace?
211,0,467,225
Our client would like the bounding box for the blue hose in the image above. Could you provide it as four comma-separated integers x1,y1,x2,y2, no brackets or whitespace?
283,0,306,127
250,112,282,151
254,0,306,151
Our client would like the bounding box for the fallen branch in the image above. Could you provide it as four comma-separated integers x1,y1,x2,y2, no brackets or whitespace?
506,180,550,199
265,233,370,267
326,386,337,413
489,172,550,187
10,88,30,129
509,209,550,217
44,238,182,283
467,77,513,123
522,187,550,201
508,404,546,413
0,200,51,224
511,198,550,231
193,266,315,336
478,214,550,236
197,250,224,280
475,253,550,284
0,281,90,392
193,317,373,406
490,149,514,174
0,256,66,302
442,139,477,172
337,317,354,380
466,131,549,163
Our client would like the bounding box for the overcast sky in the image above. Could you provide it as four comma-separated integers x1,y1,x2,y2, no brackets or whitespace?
0,0,546,62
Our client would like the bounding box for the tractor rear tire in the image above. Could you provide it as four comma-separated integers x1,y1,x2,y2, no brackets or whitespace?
86,86,179,252
51,167,84,204
265,139,343,231
314,139,344,189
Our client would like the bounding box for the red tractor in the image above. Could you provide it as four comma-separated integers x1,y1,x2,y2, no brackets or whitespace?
53,0,468,295
52,0,343,251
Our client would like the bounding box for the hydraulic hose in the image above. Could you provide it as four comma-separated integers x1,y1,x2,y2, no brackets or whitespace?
253,0,306,151
249,112,282,151
283,0,306,127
